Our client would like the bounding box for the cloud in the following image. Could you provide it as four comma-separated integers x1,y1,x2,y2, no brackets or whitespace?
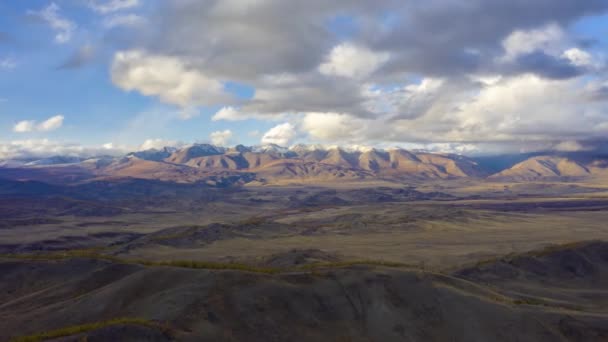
58,45,96,69
103,14,146,28
553,140,592,152
28,3,76,44
0,139,128,159
511,51,584,79
38,115,65,131
301,112,361,141
210,130,233,146
500,24,565,62
102,1,608,152
13,121,36,133
13,115,64,133
319,43,389,79
261,123,297,146
212,107,243,121
111,50,231,108
0,57,16,70
88,0,140,14
562,48,594,67
139,138,182,150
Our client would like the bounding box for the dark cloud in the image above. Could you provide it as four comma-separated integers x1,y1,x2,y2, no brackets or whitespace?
367,0,608,77
587,86,608,102
134,0,608,82
512,51,585,79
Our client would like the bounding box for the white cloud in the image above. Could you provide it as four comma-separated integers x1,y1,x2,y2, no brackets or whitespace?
0,139,127,159
248,130,260,137
212,106,284,122
319,43,390,79
37,115,64,132
13,115,64,133
88,0,140,14
28,3,76,44
0,58,16,70
13,120,36,133
103,14,146,28
562,48,594,67
212,107,241,121
111,50,230,109
553,140,591,152
301,112,361,141
210,130,233,146
139,138,181,150
501,23,565,61
261,123,297,146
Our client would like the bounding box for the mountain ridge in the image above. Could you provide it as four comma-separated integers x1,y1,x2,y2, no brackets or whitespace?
3,144,608,185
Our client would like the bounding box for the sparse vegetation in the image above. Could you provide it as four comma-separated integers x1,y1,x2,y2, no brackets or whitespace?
0,250,280,274
10,318,168,342
296,259,416,271
0,250,419,274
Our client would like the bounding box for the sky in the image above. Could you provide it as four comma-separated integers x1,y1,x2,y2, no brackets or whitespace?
1,0,608,158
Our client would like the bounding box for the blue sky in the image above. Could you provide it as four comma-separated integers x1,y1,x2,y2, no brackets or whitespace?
0,0,268,148
1,1,608,157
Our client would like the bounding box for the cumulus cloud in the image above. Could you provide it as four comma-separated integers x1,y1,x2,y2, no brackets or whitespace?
111,50,231,109
139,138,182,150
210,130,233,146
37,115,64,131
13,120,36,133
28,3,75,44
13,115,64,133
319,43,389,79
261,123,297,146
88,0,140,14
562,48,594,67
102,0,608,152
0,139,126,160
212,107,244,121
301,112,361,141
500,24,565,62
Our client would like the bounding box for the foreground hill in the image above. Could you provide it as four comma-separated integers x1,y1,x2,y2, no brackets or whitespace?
2,242,608,341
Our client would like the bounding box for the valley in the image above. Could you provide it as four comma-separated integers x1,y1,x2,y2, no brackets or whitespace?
2,146,608,341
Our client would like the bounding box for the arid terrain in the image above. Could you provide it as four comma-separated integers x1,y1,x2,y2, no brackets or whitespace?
2,146,608,341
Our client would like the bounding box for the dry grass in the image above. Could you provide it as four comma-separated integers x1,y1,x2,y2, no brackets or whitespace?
10,317,167,342
0,250,417,274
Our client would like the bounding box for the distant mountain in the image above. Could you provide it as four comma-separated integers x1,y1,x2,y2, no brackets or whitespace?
4,144,608,185
165,144,225,164
489,155,608,181
128,147,177,161
24,156,84,166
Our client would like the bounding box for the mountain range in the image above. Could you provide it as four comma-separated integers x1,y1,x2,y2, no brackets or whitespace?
2,144,608,185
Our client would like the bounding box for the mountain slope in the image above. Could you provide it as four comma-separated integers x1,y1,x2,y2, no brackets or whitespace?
3,258,606,341
490,156,592,180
